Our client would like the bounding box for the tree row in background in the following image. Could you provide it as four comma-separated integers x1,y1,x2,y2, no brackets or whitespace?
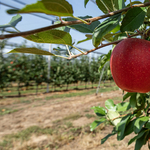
0,53,112,94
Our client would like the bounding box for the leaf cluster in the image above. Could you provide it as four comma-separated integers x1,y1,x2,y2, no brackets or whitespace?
91,92,150,150
0,0,150,58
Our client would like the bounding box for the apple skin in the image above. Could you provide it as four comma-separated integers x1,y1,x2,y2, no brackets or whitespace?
110,38,150,93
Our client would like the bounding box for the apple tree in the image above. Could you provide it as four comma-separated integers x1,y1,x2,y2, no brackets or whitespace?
1,0,150,149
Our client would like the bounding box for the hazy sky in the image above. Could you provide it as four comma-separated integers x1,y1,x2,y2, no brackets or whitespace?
0,0,144,57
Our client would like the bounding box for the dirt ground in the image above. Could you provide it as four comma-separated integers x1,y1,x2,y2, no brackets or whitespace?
0,89,149,150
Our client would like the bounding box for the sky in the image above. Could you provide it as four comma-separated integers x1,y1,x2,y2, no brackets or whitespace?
0,0,144,58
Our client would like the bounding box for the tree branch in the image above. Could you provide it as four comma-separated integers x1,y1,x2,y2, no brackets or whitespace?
0,2,150,40
68,33,140,59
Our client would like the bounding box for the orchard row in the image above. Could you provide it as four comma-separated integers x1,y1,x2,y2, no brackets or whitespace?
0,53,112,91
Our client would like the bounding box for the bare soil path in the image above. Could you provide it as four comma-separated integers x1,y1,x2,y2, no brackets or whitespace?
0,89,148,150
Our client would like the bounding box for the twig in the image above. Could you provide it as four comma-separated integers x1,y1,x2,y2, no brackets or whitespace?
68,33,140,59
0,2,150,40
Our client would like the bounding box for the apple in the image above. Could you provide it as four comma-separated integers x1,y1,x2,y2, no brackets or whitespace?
110,38,150,93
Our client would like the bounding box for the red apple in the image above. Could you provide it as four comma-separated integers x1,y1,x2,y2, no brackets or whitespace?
110,38,150,93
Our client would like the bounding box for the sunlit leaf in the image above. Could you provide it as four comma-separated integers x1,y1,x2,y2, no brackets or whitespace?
116,102,131,112
134,116,149,134
107,111,121,126
90,118,106,131
92,13,121,47
91,106,106,116
24,29,72,45
7,48,55,56
105,99,116,111
7,0,73,17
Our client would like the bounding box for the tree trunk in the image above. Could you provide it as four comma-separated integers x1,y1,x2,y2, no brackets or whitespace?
18,82,21,97
36,83,38,95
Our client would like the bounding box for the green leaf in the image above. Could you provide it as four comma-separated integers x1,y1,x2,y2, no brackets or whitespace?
101,128,117,144
24,29,72,45
92,13,121,47
7,0,73,17
0,14,22,29
105,99,116,111
77,37,91,44
114,0,125,10
107,111,121,126
7,48,55,56
91,106,106,116
123,92,135,101
90,118,106,131
99,50,112,71
111,25,120,33
64,16,100,33
135,132,148,150
96,0,117,14
116,115,131,140
102,33,118,42
85,34,92,38
129,93,137,108
124,119,136,136
118,0,126,9
121,7,146,32
116,102,131,112
147,7,150,18
134,116,149,134
86,33,117,42
113,33,127,41
96,0,109,14
128,129,146,145
54,21,70,32
84,0,90,7
96,0,125,14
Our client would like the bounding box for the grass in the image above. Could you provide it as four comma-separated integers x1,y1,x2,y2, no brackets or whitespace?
63,113,82,121
53,113,83,126
0,126,54,149
0,126,54,150
0,83,119,106
0,81,115,97
0,110,111,150
45,85,119,100
4,126,53,140
85,113,95,119
65,122,73,128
